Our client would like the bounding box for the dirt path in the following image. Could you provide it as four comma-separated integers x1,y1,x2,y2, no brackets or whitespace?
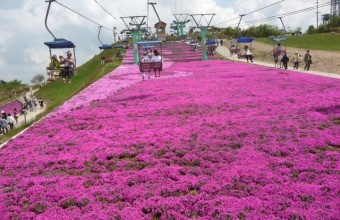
225,40,340,74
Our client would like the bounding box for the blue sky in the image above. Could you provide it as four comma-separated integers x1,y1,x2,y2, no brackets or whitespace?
0,0,327,84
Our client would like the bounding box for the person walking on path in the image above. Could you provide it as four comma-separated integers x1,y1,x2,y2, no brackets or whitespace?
281,52,289,69
244,46,253,63
13,108,19,124
292,51,301,69
304,50,313,71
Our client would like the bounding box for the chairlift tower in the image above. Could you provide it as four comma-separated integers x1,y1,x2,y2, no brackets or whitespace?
172,14,190,39
190,14,215,61
120,16,147,64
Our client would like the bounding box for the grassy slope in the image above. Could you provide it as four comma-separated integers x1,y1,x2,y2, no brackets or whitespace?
0,48,124,144
256,33,340,52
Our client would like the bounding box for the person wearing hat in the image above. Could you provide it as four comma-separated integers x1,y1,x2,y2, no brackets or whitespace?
304,50,313,71
292,51,302,70
1,110,7,120
47,54,61,80
59,50,75,84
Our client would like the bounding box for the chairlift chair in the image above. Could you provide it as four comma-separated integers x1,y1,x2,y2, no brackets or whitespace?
236,37,254,59
98,26,113,64
137,41,163,77
205,40,217,56
189,40,198,51
270,36,287,66
44,0,77,73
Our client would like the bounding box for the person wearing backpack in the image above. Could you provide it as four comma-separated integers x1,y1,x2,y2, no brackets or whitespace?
304,50,313,71
281,52,289,69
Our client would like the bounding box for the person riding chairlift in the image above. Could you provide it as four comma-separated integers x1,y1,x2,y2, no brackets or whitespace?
59,50,75,84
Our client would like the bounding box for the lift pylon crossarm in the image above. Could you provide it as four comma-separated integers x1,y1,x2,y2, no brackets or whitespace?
120,16,147,31
190,14,215,28
173,13,190,23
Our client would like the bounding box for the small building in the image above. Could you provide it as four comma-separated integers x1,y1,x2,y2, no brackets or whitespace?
154,21,167,41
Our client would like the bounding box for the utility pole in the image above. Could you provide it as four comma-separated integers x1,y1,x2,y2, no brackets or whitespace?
147,0,149,31
113,27,117,43
316,0,319,28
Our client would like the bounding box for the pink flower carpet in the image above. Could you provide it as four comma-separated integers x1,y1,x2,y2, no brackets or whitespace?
0,42,339,219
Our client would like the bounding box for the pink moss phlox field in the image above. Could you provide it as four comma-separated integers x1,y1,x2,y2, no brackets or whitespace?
0,43,339,219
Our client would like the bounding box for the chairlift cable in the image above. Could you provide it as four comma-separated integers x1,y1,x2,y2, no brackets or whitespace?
245,0,285,16
93,0,125,27
239,2,332,27
213,0,284,26
216,2,331,28
54,0,112,32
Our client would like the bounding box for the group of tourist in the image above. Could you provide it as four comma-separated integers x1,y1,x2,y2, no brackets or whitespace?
47,50,75,84
0,94,44,135
0,110,17,134
272,44,313,70
228,42,313,70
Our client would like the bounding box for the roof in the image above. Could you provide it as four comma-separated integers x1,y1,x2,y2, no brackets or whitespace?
205,40,217,45
115,45,126,49
44,39,76,49
137,41,162,46
272,37,286,41
154,21,167,28
99,44,113,50
142,46,154,49
237,37,255,43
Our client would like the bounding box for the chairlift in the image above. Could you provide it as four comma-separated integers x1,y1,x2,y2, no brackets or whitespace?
137,41,162,60
98,26,113,63
189,40,198,51
270,36,287,66
234,15,255,59
98,26,112,52
235,37,254,59
137,41,163,78
44,0,77,67
205,40,217,56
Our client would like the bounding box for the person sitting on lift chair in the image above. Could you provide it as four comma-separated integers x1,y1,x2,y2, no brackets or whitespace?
59,50,75,84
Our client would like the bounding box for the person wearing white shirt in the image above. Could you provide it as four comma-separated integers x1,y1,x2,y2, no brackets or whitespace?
151,50,162,77
244,46,253,63
6,113,16,129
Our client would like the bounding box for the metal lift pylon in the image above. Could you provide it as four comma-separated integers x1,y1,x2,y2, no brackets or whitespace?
190,13,215,61
120,16,147,64
172,14,190,40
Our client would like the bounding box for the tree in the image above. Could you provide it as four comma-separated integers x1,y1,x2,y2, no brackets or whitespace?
306,25,316,34
31,74,45,85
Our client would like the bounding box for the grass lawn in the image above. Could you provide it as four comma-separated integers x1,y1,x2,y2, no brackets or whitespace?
0,48,124,145
256,33,340,52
